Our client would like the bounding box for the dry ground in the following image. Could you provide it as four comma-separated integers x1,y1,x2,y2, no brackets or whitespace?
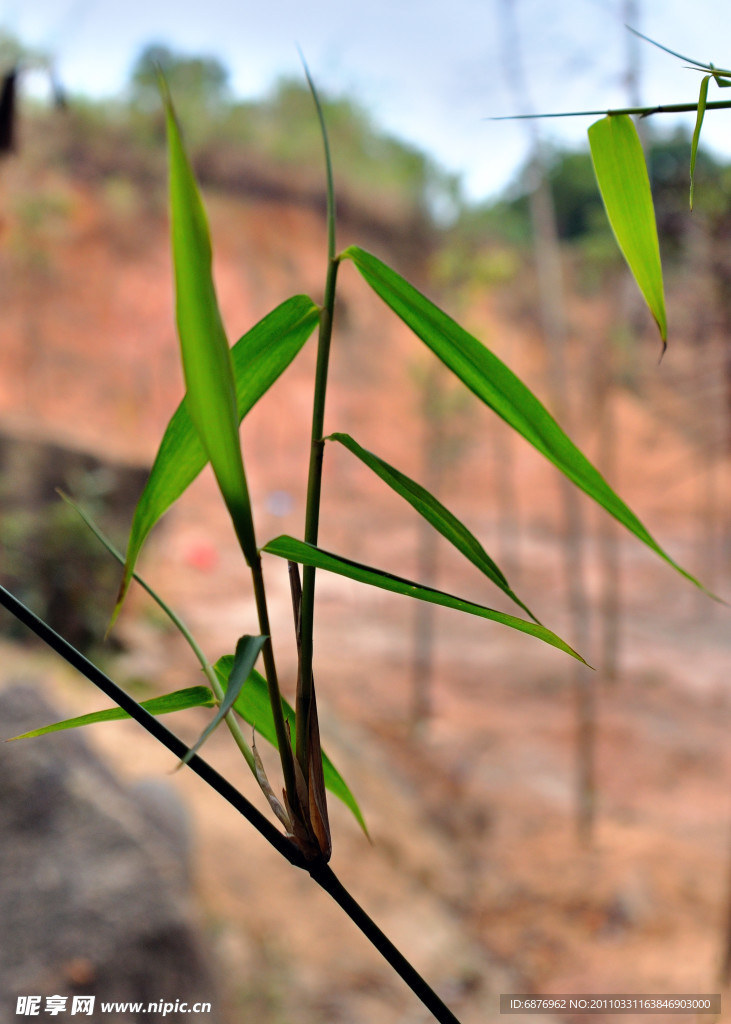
2,168,731,1023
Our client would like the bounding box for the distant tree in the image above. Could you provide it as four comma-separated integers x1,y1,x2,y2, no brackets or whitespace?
129,43,229,118
480,133,727,251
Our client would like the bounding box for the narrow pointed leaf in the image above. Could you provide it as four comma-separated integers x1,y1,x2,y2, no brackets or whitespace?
587,114,667,346
327,432,538,622
690,76,711,210
7,686,216,741
115,296,318,618
214,655,368,835
181,635,267,765
710,65,731,87
342,245,711,596
163,83,256,562
61,492,222,670
263,535,587,663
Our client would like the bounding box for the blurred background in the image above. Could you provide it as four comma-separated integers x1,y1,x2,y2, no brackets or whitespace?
1,1,731,1021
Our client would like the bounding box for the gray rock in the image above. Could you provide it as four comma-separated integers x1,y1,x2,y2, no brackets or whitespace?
0,684,222,1023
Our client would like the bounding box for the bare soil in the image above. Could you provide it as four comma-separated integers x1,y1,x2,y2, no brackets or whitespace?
1,164,730,1024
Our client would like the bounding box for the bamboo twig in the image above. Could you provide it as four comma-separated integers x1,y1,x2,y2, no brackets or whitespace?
488,99,731,120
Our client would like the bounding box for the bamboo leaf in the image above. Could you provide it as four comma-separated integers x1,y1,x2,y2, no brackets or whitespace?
214,655,368,835
327,431,538,622
163,82,257,563
263,535,587,663
61,493,260,776
690,76,711,210
7,686,215,741
342,245,711,596
587,114,667,347
710,64,731,87
115,296,319,618
181,635,267,766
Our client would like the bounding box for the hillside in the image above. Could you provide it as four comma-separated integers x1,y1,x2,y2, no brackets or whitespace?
1,96,731,1024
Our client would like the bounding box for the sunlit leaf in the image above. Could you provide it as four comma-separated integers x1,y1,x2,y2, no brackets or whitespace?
181,635,266,765
115,297,319,618
214,655,368,836
163,81,257,563
690,76,711,210
327,431,538,622
341,245,711,596
7,686,215,741
263,535,586,662
588,114,667,346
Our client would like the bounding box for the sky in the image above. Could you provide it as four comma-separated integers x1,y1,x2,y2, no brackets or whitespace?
3,0,731,202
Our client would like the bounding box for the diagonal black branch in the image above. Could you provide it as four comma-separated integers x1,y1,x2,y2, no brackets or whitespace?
0,582,305,868
0,582,464,1024
310,862,462,1024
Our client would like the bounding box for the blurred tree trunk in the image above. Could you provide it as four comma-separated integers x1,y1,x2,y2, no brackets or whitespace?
594,0,647,685
410,363,444,733
498,0,595,843
709,224,731,576
596,318,621,685
494,424,519,582
528,162,595,843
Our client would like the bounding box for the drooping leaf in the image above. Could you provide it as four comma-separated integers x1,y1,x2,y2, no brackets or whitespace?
163,81,256,563
342,245,710,596
587,114,667,347
327,432,538,622
115,296,318,618
214,655,368,836
7,686,215,741
263,535,586,663
60,493,260,776
690,76,711,210
181,635,267,765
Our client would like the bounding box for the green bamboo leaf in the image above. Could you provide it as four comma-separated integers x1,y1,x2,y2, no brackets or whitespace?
60,493,259,775
214,656,368,836
342,245,711,597
263,535,587,663
690,76,711,210
115,296,318,617
327,432,538,623
181,635,267,766
710,65,731,87
7,686,215,741
588,114,667,347
163,82,257,563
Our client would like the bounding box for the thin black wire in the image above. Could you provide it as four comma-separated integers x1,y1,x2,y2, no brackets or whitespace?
488,99,731,120
0,582,305,868
0,582,464,1024
311,863,462,1024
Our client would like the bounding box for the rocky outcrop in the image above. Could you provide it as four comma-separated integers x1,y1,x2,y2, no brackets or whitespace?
0,684,221,1023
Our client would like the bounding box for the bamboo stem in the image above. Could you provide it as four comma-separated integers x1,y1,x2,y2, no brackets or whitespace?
297,257,339,775
297,61,339,777
489,99,731,121
249,555,299,809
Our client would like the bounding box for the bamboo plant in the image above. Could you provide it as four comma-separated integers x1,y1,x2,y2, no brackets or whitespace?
0,57,716,1024
493,29,731,353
